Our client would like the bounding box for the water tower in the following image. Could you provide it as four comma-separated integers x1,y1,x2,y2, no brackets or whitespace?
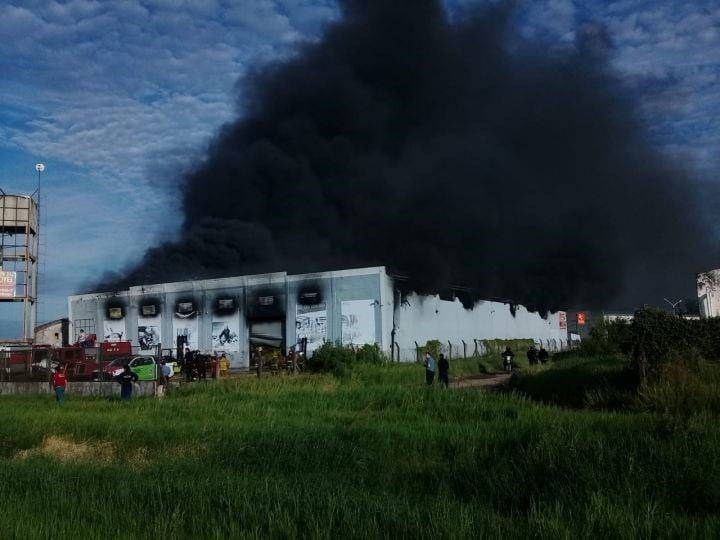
0,173,40,344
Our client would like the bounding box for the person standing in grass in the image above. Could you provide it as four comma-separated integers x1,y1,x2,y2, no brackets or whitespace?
538,346,549,364
198,353,208,380
52,365,68,405
526,345,538,366
218,353,229,378
162,359,173,381
183,347,193,382
156,360,168,398
438,353,449,388
117,364,139,401
502,346,514,373
425,351,436,385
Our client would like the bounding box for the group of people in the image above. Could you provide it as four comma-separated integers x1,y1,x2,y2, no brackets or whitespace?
420,344,553,385
51,361,144,404
424,352,450,387
526,344,550,365
501,344,550,372
181,348,230,382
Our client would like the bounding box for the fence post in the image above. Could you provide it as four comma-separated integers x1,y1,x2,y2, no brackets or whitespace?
414,341,420,363
462,340,467,359
447,341,452,360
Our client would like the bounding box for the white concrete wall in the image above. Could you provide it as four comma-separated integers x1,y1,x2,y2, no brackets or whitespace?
393,293,567,361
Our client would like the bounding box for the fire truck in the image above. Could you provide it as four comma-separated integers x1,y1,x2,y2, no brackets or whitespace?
0,337,139,382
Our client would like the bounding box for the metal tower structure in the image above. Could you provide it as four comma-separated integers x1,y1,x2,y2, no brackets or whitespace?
0,188,39,344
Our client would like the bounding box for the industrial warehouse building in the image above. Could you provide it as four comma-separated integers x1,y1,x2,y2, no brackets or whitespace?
68,266,569,368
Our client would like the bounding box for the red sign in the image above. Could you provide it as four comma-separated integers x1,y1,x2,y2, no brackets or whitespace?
558,311,567,330
0,271,16,298
101,341,132,356
577,312,586,326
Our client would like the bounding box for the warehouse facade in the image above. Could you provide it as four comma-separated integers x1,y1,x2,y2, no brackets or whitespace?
68,266,568,367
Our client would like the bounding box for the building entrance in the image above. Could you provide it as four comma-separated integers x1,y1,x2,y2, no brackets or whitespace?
249,320,285,374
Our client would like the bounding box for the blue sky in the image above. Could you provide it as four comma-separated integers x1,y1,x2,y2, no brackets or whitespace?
0,0,718,335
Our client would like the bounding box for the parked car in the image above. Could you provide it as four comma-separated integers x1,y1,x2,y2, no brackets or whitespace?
95,356,158,381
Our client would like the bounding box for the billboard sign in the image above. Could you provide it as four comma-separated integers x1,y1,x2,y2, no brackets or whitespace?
0,271,16,298
577,312,586,326
558,311,567,330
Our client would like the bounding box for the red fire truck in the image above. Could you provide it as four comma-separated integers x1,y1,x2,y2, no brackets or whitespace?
1,337,136,382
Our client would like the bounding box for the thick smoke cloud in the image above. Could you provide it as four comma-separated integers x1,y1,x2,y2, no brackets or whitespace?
98,0,715,312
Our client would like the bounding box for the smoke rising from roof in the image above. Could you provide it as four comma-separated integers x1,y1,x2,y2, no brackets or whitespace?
96,0,716,312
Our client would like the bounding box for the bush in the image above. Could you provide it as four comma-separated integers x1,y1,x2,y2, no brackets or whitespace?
355,343,385,364
635,349,720,415
306,342,355,373
569,318,634,359
630,308,720,383
306,342,387,374
420,340,442,360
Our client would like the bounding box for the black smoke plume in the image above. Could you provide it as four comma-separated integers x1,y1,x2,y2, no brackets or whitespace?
97,0,716,312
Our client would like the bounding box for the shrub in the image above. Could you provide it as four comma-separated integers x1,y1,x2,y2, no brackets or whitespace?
306,342,387,374
630,308,720,383
634,349,720,415
355,343,385,364
306,342,355,373
421,340,442,360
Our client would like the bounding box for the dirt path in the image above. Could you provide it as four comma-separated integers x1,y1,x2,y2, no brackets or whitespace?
449,372,512,389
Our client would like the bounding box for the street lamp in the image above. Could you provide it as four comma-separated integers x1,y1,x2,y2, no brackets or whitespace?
35,163,44,201
663,298,682,316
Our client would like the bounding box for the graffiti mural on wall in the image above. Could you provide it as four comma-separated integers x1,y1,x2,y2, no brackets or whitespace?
296,303,327,352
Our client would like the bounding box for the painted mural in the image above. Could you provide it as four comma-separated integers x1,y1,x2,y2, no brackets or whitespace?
212,312,240,352
138,317,162,353
295,303,327,353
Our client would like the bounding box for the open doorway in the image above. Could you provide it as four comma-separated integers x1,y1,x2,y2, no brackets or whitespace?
249,320,285,374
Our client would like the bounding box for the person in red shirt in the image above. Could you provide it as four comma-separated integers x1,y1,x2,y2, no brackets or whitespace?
52,365,68,405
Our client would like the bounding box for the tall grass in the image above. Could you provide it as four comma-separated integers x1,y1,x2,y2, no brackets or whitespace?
0,362,719,537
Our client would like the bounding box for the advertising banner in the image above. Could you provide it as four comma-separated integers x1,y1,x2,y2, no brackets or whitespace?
295,303,327,353
0,271,16,298
103,320,126,342
558,311,567,330
138,317,162,354
341,300,376,346
212,312,240,352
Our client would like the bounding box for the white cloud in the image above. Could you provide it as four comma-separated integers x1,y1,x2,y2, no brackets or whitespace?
0,0,336,325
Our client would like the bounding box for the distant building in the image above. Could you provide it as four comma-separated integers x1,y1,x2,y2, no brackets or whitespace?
34,318,69,346
697,269,720,318
604,313,634,323
69,266,569,368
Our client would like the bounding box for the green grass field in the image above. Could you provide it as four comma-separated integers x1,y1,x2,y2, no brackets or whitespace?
2,358,719,538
